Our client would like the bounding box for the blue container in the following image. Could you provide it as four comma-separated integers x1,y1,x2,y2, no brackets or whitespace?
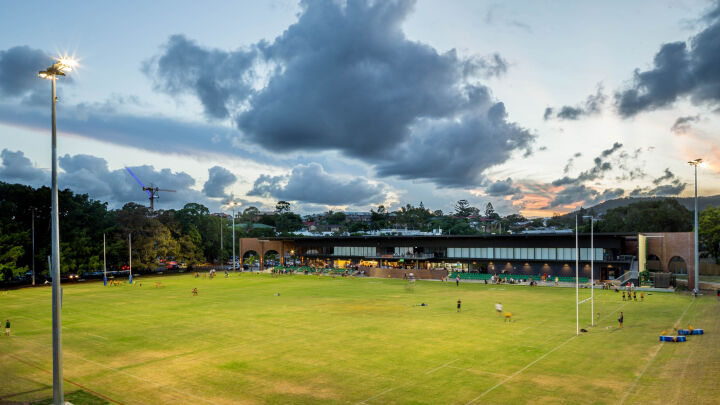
677,329,691,335
659,335,686,342
691,329,704,335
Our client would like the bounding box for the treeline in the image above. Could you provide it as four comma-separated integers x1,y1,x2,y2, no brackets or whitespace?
2,182,718,282
0,182,300,281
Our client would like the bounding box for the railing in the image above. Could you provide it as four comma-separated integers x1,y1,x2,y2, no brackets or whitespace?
611,258,639,285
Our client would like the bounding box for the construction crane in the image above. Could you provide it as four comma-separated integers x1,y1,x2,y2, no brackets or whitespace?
125,167,176,212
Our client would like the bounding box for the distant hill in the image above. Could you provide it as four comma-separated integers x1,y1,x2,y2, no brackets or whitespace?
559,195,720,218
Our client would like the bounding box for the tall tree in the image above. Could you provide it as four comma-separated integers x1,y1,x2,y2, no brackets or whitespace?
275,200,291,214
700,206,720,264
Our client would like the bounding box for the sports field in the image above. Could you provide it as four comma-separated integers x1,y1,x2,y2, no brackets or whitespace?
1,274,718,404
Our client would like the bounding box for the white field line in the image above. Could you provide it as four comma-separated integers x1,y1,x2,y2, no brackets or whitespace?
357,357,464,404
425,358,459,374
618,299,695,405
14,337,221,405
447,366,509,378
465,334,578,404
86,332,108,340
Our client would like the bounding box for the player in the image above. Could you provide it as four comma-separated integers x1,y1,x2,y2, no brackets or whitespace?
618,312,623,329
456,275,460,286
4,319,9,336
622,291,625,301
504,312,513,322
192,288,198,296
457,299,462,312
640,292,644,302
495,302,503,316
633,291,637,301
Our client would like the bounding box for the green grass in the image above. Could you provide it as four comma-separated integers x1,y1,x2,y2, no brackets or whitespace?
1,273,718,404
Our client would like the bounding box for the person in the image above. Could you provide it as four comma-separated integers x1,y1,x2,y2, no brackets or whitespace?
633,291,637,301
554,276,559,287
640,292,644,302
504,312,513,322
457,299,462,312
4,319,9,336
622,291,626,301
192,287,198,296
618,312,623,329
456,275,460,286
491,275,495,284
495,302,503,316
224,270,229,278
717,289,720,301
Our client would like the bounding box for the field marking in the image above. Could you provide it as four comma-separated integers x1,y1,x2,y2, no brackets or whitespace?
11,336,221,405
447,366,509,378
618,299,695,405
4,352,128,405
425,358,459,374
86,332,108,340
465,334,578,404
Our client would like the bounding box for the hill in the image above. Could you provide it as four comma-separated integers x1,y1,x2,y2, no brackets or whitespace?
560,195,720,218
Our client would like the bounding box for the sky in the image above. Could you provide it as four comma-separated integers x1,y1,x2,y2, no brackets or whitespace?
1,0,719,217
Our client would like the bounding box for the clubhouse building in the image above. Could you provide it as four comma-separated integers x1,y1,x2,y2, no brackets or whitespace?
239,232,695,285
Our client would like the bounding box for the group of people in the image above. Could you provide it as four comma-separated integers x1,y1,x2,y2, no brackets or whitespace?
454,301,513,321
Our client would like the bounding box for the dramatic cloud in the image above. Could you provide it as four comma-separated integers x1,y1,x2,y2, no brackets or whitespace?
485,177,521,197
671,115,700,134
58,153,207,209
616,4,720,116
550,184,625,208
143,35,257,119
630,168,687,196
0,46,55,103
145,0,533,187
552,142,622,187
0,149,46,186
247,163,385,205
202,166,237,200
544,84,605,121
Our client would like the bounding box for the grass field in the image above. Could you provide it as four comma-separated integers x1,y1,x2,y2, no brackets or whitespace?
1,273,718,404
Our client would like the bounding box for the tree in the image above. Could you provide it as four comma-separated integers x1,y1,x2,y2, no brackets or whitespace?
242,206,260,230
594,199,692,233
485,202,495,217
700,206,720,264
455,199,479,217
275,200,291,214
326,211,347,225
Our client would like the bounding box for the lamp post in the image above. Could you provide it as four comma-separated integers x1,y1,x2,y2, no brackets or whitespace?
688,158,703,294
39,57,75,405
226,202,241,272
583,215,595,326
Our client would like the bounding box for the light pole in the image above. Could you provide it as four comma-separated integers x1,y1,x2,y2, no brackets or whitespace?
688,158,703,294
226,202,241,272
583,215,595,326
39,57,75,405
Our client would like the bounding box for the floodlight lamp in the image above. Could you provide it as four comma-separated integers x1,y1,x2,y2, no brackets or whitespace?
38,71,49,79
56,58,76,72
688,158,703,166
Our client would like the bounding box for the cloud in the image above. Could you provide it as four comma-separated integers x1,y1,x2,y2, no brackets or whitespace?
671,115,700,134
0,46,55,103
550,184,625,208
374,102,533,187
143,35,257,119
552,142,622,187
202,166,237,200
615,3,720,116
485,177,521,196
247,162,386,205
145,0,533,187
544,84,605,121
58,153,208,209
0,149,46,186
630,168,687,196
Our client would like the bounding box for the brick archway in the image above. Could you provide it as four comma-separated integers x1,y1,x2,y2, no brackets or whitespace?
644,232,695,287
239,238,295,269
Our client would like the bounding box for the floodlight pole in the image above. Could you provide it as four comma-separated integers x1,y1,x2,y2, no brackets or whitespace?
103,233,107,286
49,73,64,405
689,159,701,294
232,208,236,272
32,208,35,286
591,218,594,326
